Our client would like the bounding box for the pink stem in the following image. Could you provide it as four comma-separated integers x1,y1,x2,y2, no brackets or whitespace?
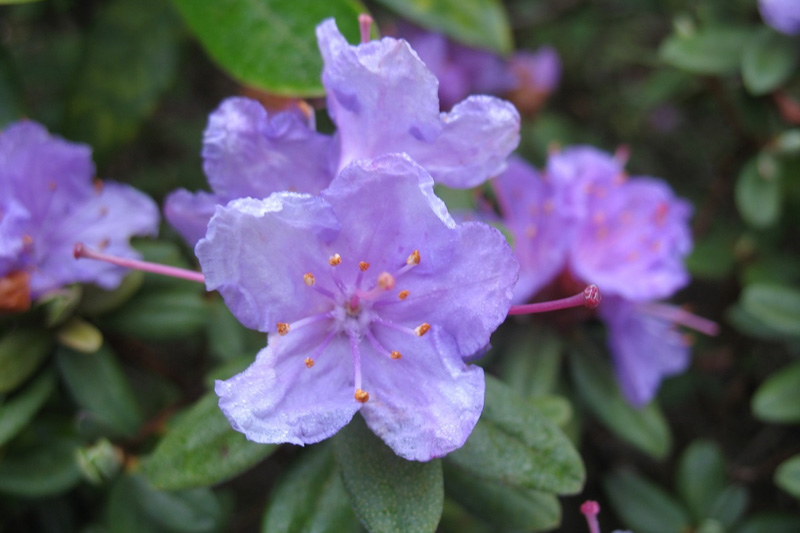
73,243,206,284
580,501,602,533
640,302,719,336
508,284,601,316
358,14,373,44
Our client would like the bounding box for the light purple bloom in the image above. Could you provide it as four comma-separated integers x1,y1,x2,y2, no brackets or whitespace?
492,148,695,405
198,154,518,460
509,47,561,94
165,98,333,245
759,0,800,35
0,120,158,300
317,19,520,189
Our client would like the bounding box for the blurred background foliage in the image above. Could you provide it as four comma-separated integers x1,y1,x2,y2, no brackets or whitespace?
1,0,800,531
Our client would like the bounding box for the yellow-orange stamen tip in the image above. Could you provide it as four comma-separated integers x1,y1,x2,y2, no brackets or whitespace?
398,290,410,300
329,253,342,266
303,272,315,286
277,322,290,335
355,389,370,403
93,179,104,193
525,225,538,238
414,323,431,337
359,261,370,271
304,357,315,368
406,249,421,265
391,351,402,359
22,234,34,246
48,181,57,191
378,272,395,290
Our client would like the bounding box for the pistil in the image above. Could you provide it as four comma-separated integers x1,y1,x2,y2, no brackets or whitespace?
73,243,206,284
508,284,601,316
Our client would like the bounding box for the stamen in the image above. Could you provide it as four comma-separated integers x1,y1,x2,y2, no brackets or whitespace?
48,181,57,191
508,284,602,315
365,329,403,361
639,302,719,336
406,250,421,266
355,389,370,403
398,290,409,300
23,234,34,247
358,14,373,44
329,253,342,266
525,224,538,238
359,261,370,271
378,272,395,290
580,500,601,533
373,317,422,337
277,322,290,335
391,351,402,359
93,179,104,193
73,243,206,284
414,323,431,337
304,357,315,368
304,272,315,286
278,312,334,336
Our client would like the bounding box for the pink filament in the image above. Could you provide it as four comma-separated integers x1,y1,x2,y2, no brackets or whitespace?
508,284,601,316
640,301,719,336
358,14,373,44
580,500,602,533
73,243,206,284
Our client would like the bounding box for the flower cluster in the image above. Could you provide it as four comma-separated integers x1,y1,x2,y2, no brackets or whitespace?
185,19,520,460
493,147,711,406
166,19,520,246
0,120,159,311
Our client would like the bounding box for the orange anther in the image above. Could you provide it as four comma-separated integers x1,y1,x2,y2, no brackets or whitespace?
398,290,410,300
355,389,370,403
414,323,431,337
277,322,290,335
359,261,370,271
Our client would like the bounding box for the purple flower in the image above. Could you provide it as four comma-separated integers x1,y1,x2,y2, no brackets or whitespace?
509,47,561,94
759,0,800,35
198,154,518,460
165,98,333,245
317,19,520,189
0,120,158,303
492,148,696,405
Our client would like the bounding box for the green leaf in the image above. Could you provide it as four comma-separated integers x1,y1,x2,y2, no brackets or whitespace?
740,283,800,341
262,444,359,533
445,376,584,495
498,325,563,398
372,0,511,54
170,0,368,96
734,513,800,533
708,485,748,528
0,327,54,394
775,454,800,499
676,440,726,521
56,317,103,354
57,344,143,438
735,157,782,228
752,361,800,423
604,470,691,533
529,394,573,428
79,271,144,316
0,370,56,447
0,435,82,497
64,0,181,156
208,298,265,362
742,28,798,96
660,26,753,75
334,414,444,533
140,392,276,490
443,462,560,531
569,345,672,459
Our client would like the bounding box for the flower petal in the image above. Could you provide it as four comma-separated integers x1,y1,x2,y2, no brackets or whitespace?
600,297,690,407
202,97,334,199
359,327,484,461
164,189,221,247
196,193,340,332
216,332,359,445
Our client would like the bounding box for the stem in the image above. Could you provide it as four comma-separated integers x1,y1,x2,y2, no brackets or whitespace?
508,284,601,316
73,243,206,284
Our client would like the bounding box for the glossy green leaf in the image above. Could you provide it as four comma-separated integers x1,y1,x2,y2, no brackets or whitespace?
141,392,276,490
372,0,511,54
57,344,143,438
660,26,753,75
775,454,800,499
498,325,563,398
170,0,367,96
0,435,82,497
735,157,782,228
530,394,573,428
56,317,103,354
752,360,800,423
676,440,726,520
445,376,584,495
741,284,800,341
262,444,359,533
569,346,672,459
77,438,123,485
735,513,800,533
443,462,560,531
64,0,181,156
0,370,55,447
604,470,691,533
79,271,145,316
334,414,444,533
0,327,54,394
742,28,798,96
